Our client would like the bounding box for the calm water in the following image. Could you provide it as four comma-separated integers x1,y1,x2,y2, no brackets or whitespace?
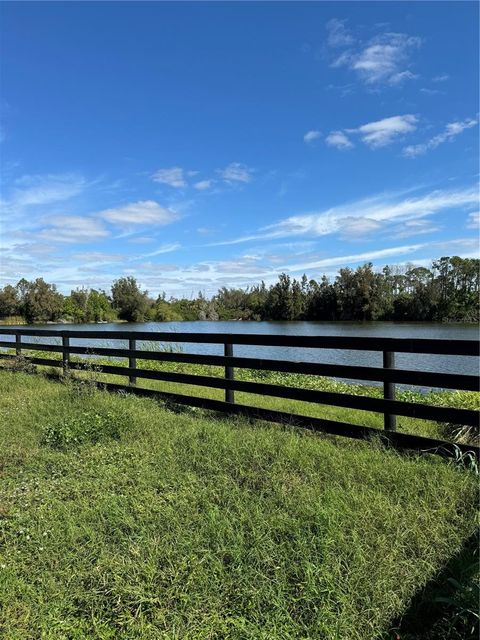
0,321,478,385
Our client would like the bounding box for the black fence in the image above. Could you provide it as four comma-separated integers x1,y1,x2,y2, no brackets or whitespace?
1,328,479,459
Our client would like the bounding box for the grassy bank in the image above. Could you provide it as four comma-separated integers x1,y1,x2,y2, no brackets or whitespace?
0,370,478,639
4,345,480,443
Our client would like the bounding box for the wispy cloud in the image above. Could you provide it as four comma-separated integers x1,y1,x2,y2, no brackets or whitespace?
348,114,418,148
194,179,215,191
326,18,354,48
466,211,479,229
218,162,253,184
328,24,421,87
326,115,417,151
303,130,322,144
39,215,109,243
420,87,443,96
2,173,87,213
210,186,479,246
325,130,354,149
98,200,179,226
140,242,181,258
151,167,186,188
284,243,426,274
403,117,478,157
432,74,449,83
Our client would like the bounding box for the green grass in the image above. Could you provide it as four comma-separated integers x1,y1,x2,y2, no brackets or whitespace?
0,370,478,639
5,346,480,443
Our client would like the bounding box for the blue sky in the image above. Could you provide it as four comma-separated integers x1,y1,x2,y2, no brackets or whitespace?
1,1,478,296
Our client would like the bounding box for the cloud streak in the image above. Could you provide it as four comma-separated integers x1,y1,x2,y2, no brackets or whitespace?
98,200,180,226
347,114,418,148
210,186,479,246
403,117,478,157
326,115,418,151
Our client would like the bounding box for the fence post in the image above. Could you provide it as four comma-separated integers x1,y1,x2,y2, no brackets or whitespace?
383,350,396,431
224,342,234,403
15,332,21,356
62,335,70,375
129,338,137,386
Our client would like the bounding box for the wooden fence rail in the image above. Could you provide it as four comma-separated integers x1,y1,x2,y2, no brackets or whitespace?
1,328,479,459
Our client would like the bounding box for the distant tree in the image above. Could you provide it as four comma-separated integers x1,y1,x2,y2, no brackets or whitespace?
196,291,218,321
306,276,337,320
111,277,151,322
265,274,294,320
153,294,183,321
63,288,89,322
20,278,64,323
213,287,252,320
0,284,20,317
87,290,115,322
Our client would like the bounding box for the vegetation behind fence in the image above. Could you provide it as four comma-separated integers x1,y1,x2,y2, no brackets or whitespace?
1,328,479,459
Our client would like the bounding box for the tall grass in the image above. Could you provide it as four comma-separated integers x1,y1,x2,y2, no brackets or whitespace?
0,370,478,639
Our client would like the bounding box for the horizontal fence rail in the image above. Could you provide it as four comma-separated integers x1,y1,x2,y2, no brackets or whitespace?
1,328,478,459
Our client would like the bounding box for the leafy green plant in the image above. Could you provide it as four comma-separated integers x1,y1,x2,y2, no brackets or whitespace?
41,409,129,449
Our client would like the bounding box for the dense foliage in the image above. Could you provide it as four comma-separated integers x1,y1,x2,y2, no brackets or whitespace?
0,256,478,323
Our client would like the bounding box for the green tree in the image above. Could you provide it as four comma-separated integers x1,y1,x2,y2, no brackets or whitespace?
20,279,64,323
0,284,20,317
87,290,114,322
111,277,151,322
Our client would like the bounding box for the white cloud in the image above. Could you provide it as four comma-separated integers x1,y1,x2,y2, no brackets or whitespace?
140,243,181,258
70,252,124,267
432,74,449,83
326,19,354,48
152,167,186,188
420,87,443,96
466,212,479,229
303,130,322,144
338,217,382,238
332,31,421,87
194,179,215,190
211,186,479,246
218,162,253,184
325,130,354,149
326,115,417,151
403,117,478,157
39,215,109,243
10,173,86,207
98,200,179,226
388,70,418,85
284,244,426,274
393,218,441,239
349,114,418,148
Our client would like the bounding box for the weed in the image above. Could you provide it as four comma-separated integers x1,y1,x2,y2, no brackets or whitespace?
3,354,37,374
41,408,130,449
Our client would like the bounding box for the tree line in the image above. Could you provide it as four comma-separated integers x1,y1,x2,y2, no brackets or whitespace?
0,257,478,324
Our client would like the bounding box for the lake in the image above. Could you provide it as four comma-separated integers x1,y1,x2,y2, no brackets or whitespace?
1,321,478,385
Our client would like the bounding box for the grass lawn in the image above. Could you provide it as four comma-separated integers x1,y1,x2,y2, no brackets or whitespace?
0,369,478,639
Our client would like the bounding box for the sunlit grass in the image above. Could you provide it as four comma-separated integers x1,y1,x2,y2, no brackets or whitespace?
0,370,478,639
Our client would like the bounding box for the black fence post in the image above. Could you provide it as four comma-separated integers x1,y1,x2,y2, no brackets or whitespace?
129,338,137,386
62,335,70,375
383,351,396,431
224,342,234,403
15,332,21,356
